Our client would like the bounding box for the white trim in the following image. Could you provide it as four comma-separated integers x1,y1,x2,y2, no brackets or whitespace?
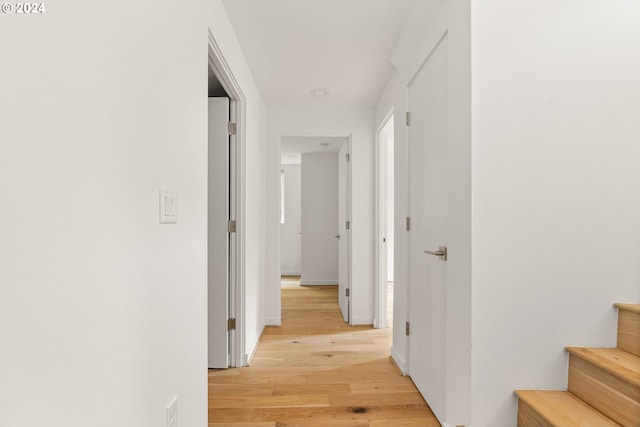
299,279,338,286
351,316,374,326
391,345,408,375
280,271,301,276
264,317,281,326
245,325,264,365
345,136,353,325
208,30,247,368
374,109,394,329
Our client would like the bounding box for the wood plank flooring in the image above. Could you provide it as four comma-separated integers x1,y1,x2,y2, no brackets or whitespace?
209,280,440,426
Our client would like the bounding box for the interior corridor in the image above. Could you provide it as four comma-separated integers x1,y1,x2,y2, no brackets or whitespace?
208,280,437,426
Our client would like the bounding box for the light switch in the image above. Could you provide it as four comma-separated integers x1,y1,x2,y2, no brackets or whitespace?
160,188,177,224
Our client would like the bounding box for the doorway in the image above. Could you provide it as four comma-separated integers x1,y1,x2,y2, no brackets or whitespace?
375,111,395,329
279,136,351,323
207,32,246,368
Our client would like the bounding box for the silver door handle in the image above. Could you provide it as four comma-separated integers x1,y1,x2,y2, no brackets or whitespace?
424,246,447,261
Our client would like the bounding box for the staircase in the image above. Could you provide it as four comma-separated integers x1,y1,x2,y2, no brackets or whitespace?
515,303,640,427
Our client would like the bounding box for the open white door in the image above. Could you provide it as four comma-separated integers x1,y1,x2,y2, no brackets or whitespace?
408,35,449,421
338,141,351,323
375,114,394,329
208,97,230,369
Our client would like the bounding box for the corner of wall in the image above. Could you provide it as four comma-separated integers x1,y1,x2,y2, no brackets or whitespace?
390,345,408,375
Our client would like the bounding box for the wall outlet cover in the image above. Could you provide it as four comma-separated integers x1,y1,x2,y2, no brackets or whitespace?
166,395,177,427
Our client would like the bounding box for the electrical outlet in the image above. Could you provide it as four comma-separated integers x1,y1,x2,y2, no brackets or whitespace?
166,396,177,427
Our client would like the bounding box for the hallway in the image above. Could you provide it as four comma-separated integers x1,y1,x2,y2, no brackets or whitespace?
208,283,439,426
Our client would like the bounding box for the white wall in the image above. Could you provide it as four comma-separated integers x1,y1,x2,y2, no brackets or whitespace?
265,105,375,325
376,0,472,425
471,1,640,426
0,1,209,425
280,165,302,275
0,1,268,425
300,154,339,284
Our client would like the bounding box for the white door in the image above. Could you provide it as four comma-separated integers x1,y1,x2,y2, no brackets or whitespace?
338,142,351,323
208,97,230,369
375,115,394,328
408,35,448,421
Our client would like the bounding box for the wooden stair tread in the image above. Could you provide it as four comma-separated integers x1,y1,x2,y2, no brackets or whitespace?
566,347,640,388
515,390,620,426
615,303,640,314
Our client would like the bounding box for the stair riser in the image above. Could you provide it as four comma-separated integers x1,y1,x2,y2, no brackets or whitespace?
517,399,555,427
618,308,640,357
568,355,640,427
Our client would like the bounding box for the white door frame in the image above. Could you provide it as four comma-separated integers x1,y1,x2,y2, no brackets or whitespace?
374,109,394,329
338,136,352,324
208,30,246,367
277,133,352,325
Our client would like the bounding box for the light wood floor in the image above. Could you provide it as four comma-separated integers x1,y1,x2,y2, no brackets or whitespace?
208,279,440,426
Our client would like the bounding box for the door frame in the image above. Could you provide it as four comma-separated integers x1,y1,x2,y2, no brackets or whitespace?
338,136,352,324
374,109,394,329
208,30,246,367
277,133,352,324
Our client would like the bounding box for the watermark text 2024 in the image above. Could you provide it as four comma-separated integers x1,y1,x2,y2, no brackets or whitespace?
2,3,46,14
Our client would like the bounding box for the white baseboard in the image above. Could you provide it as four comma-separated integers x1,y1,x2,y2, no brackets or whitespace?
265,316,281,326
280,271,300,276
390,345,408,375
245,323,264,366
373,318,390,329
351,316,373,326
299,279,338,285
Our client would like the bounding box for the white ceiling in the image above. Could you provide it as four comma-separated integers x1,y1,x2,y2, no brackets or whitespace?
221,0,416,107
281,136,346,164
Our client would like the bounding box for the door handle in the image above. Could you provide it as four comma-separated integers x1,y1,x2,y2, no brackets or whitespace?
335,234,341,239
424,246,447,261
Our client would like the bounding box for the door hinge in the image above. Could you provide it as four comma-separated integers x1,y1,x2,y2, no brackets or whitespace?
346,288,350,297
227,122,237,135
406,217,411,231
405,111,410,126
227,318,236,331
227,220,237,233
405,322,410,336
345,220,350,230
346,153,351,162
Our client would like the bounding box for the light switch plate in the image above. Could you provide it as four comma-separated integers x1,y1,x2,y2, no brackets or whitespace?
160,188,177,224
